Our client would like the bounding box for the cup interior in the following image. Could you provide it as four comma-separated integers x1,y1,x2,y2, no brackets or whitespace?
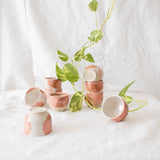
102,96,124,119
25,88,41,106
84,69,97,82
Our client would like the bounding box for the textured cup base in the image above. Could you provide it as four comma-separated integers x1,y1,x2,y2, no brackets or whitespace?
51,106,67,112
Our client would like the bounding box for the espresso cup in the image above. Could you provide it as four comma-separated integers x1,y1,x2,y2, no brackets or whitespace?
85,92,103,108
45,77,62,88
25,87,47,107
24,107,52,136
102,96,128,122
48,92,69,112
85,80,103,92
83,65,103,82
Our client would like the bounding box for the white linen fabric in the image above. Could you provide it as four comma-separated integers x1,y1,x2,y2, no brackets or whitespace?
0,0,160,98
0,90,160,160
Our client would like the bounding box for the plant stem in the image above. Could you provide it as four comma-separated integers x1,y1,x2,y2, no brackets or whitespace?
80,77,85,94
82,41,90,48
83,97,102,111
95,12,98,30
107,0,111,17
129,100,147,112
72,83,78,92
99,0,115,31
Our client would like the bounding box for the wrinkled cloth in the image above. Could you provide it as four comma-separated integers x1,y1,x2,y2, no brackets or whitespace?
0,90,160,160
0,0,160,99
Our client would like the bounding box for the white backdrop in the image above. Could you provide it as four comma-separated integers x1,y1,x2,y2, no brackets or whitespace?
0,0,160,99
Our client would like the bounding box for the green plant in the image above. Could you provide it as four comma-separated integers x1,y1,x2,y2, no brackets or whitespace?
119,81,147,112
56,0,115,112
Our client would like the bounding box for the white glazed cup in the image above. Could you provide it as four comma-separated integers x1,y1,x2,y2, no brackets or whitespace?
24,107,52,136
102,95,128,122
83,65,103,82
25,88,47,107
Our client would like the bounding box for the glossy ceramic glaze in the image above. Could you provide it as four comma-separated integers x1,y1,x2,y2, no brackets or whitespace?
102,96,128,122
83,65,103,82
48,92,69,112
45,77,62,88
25,87,47,107
86,92,103,108
24,107,52,136
85,80,103,92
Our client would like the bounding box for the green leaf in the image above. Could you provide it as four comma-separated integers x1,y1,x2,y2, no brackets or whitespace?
74,48,86,61
69,92,83,112
88,0,98,12
123,96,133,104
56,63,67,82
88,30,104,43
63,63,79,83
119,80,136,97
57,50,69,62
83,53,95,62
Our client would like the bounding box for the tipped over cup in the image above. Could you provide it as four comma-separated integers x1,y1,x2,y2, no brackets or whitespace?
102,96,128,122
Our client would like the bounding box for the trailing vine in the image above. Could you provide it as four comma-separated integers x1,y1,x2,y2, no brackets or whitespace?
55,0,147,112
56,0,115,112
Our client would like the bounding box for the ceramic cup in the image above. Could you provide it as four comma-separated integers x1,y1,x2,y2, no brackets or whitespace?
86,92,103,108
45,87,62,98
85,80,103,92
45,77,62,88
24,107,52,136
48,92,69,112
25,87,47,107
83,65,103,82
102,95,128,122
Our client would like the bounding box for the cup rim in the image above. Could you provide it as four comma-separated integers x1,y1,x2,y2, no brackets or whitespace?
102,95,126,119
49,92,69,97
45,77,57,80
85,80,103,83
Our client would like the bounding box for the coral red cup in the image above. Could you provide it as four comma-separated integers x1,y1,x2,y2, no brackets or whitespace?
102,96,129,122
25,88,47,107
83,65,103,82
85,92,103,108
24,107,52,136
45,87,62,98
85,80,103,92
48,92,69,112
45,77,62,89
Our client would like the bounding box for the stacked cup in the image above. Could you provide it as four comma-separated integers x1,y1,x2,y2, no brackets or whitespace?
24,87,52,136
83,65,104,108
44,77,62,98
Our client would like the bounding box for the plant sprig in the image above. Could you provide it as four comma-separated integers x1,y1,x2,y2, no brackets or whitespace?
56,0,115,112
119,81,147,112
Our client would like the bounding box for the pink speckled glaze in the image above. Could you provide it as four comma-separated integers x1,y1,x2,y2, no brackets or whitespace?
86,92,103,108
48,92,69,111
85,80,103,92
45,77,62,88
